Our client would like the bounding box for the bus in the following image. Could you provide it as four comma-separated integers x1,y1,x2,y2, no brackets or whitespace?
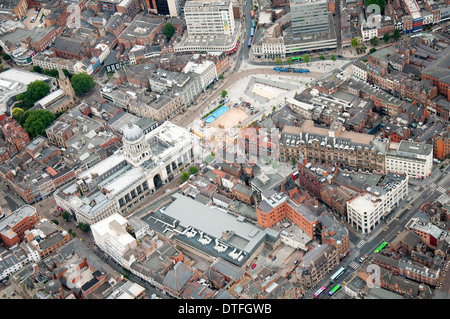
314,286,327,298
251,10,254,18
374,241,388,253
247,37,252,47
328,284,341,296
250,27,254,37
291,56,302,61
330,267,346,283
252,19,255,28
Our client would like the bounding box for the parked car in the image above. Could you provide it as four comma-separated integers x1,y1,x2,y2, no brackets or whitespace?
251,263,257,269
359,254,368,263
272,256,277,261
268,254,273,259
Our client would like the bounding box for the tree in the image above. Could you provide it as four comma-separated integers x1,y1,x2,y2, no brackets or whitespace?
51,219,59,225
78,222,90,232
15,80,50,109
319,54,326,65
2,53,10,61
370,36,379,46
393,29,401,39
302,53,311,64
275,57,282,66
351,37,360,48
383,32,390,42
291,158,297,167
33,65,42,73
285,57,293,66
50,69,59,77
44,68,51,76
221,89,228,98
71,73,96,96
189,166,199,175
181,172,190,182
164,23,176,41
370,48,377,53
61,211,70,221
23,110,56,138
330,54,336,62
219,74,224,80
12,107,24,120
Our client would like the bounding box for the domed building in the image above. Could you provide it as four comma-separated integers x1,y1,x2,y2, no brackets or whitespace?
55,121,201,225
122,121,151,167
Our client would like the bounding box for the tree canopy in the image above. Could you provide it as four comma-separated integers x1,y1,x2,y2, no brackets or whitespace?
164,23,176,41
23,110,56,138
351,37,360,48
71,73,96,96
221,89,228,98
16,80,50,109
330,54,336,61
383,32,390,42
302,54,311,64
370,36,379,46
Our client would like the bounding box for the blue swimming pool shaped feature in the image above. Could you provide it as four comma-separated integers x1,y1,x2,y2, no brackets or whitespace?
204,105,229,123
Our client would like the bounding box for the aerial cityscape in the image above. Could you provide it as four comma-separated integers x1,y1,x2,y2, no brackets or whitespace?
0,0,448,304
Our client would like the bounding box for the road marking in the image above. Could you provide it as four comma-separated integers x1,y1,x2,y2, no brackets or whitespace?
356,239,366,249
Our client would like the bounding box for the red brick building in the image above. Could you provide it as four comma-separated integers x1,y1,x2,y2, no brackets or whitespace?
0,117,31,156
0,205,40,247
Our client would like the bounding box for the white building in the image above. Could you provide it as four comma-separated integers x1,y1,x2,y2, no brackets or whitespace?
184,0,235,36
54,121,201,224
385,140,433,178
352,61,368,81
91,213,137,266
183,60,217,90
347,173,408,234
361,22,379,42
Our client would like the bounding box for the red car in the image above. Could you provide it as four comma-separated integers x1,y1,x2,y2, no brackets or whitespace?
268,254,273,259
251,263,257,269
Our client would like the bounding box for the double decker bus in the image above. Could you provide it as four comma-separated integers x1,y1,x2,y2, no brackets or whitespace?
247,37,252,47
374,241,388,253
330,267,346,283
328,284,341,296
314,286,327,298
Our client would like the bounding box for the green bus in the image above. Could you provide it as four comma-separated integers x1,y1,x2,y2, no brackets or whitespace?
374,241,388,253
291,56,302,61
328,284,341,296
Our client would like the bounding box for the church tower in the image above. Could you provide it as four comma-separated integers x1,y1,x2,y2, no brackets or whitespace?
57,65,75,102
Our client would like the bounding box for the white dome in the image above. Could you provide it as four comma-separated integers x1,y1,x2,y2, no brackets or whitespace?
123,122,143,142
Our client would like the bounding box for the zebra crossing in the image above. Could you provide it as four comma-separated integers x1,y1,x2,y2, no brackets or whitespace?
349,261,359,269
414,186,420,191
430,183,436,189
356,239,366,249
436,186,447,194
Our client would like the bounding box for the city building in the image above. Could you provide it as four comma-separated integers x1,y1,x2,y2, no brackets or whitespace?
0,205,40,247
91,213,137,265
290,0,329,36
385,140,433,178
54,122,200,224
279,121,386,172
184,0,236,36
295,243,340,288
347,173,408,234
